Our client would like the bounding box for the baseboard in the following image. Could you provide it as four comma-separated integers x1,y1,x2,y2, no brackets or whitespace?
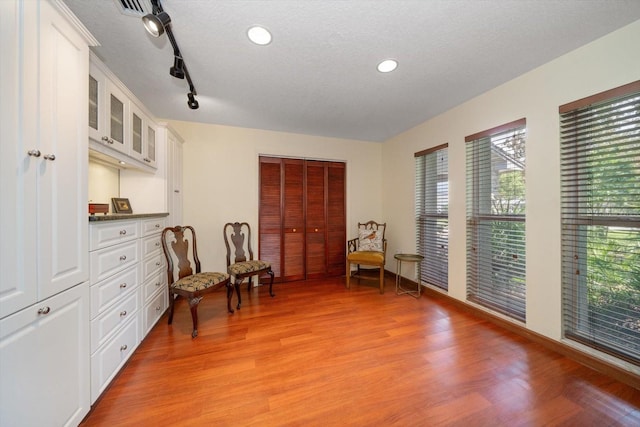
390,271,640,390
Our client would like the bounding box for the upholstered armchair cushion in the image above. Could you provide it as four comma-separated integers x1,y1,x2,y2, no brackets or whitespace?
347,250,385,265
171,272,230,293
228,260,271,276
358,228,383,252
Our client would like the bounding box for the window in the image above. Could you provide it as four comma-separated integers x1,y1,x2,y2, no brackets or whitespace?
466,119,526,321
560,81,640,364
415,144,448,290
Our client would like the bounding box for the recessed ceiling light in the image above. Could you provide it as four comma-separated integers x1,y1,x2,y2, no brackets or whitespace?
247,26,272,45
377,59,398,73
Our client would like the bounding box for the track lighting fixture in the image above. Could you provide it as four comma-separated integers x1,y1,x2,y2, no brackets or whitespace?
187,92,199,110
170,56,185,79
142,0,199,110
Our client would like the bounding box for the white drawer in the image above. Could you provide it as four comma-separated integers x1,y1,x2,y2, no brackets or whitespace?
142,233,163,258
142,252,165,284
90,265,139,318
143,287,167,336
90,220,139,251
90,240,139,284
141,217,166,237
143,270,165,303
90,291,139,354
91,316,139,403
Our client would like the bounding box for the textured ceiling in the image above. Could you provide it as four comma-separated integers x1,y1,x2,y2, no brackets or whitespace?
63,0,640,142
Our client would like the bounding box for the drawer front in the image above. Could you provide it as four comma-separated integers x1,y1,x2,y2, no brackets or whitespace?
90,220,138,251
90,265,139,318
142,234,163,258
143,287,168,336
142,252,165,284
143,270,165,303
141,217,166,237
90,291,139,354
91,316,139,403
90,240,139,284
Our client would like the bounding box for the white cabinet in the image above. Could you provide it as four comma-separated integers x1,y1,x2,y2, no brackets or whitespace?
88,54,158,171
1,0,90,319
0,1,94,423
89,215,167,403
129,106,158,168
0,282,90,427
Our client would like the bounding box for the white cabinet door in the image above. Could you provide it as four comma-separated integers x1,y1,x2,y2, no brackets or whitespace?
167,129,184,226
106,78,129,154
38,0,89,300
88,61,107,143
0,283,90,427
0,0,38,318
145,118,158,168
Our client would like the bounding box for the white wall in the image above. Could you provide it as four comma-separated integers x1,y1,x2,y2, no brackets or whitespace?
88,161,119,210
167,120,383,274
382,19,640,371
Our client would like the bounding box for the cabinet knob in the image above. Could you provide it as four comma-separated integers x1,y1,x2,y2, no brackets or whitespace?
120,310,127,317
27,149,41,157
155,224,160,228
119,230,127,235
292,228,296,232
43,154,56,161
155,242,160,247
120,345,128,351
120,283,127,289
156,261,161,266
174,190,180,193
101,136,109,142
37,306,51,315
156,306,161,311
155,282,161,287
119,255,127,261
315,228,318,232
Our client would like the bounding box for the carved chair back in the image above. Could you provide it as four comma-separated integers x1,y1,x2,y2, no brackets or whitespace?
162,225,202,285
223,222,255,267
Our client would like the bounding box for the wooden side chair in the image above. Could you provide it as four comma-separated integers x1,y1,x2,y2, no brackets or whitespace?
161,225,232,338
346,220,387,293
223,222,275,309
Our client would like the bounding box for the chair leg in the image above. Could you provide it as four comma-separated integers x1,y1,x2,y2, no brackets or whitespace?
167,292,175,325
379,265,384,294
346,261,351,289
268,269,275,297
235,280,242,309
188,296,203,338
226,284,234,314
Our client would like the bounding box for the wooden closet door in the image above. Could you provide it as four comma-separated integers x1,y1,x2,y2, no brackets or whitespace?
305,161,327,279
282,159,305,281
259,157,283,280
327,162,346,276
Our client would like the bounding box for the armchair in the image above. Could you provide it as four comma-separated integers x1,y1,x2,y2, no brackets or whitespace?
346,221,387,293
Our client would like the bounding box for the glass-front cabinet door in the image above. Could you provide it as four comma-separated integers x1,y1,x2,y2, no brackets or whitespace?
129,103,144,162
88,63,106,143
145,122,157,168
106,79,128,154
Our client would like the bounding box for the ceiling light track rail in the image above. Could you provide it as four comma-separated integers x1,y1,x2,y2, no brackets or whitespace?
143,0,199,109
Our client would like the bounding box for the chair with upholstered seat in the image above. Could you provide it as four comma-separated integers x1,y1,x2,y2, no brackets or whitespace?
161,225,232,338
346,221,387,293
223,222,275,309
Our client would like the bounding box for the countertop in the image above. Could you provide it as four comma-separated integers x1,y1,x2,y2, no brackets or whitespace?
88,212,169,222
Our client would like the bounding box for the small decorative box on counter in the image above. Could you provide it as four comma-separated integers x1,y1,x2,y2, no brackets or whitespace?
89,203,109,215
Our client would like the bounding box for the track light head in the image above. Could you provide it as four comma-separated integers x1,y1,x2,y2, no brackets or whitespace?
187,92,199,110
169,56,185,79
142,11,171,37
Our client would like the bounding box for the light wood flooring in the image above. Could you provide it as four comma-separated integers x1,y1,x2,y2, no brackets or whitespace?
80,275,640,426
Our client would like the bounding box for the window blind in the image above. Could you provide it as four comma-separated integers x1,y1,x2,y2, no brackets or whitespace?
466,119,526,321
415,144,448,290
560,80,640,364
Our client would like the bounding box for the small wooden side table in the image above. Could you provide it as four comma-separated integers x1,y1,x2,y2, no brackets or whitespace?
394,253,424,298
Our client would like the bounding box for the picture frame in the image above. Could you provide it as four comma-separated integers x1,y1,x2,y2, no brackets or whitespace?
112,197,133,214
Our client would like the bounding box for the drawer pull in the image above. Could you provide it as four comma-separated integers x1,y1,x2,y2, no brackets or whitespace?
155,282,161,287
37,306,51,315
155,224,160,228
156,262,161,266
120,344,128,351
120,255,127,261
155,242,160,247
156,306,161,311
120,283,127,289
120,310,127,317
119,230,127,235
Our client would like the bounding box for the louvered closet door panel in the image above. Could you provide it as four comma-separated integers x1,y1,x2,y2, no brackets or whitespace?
327,162,346,276
305,161,327,278
259,157,283,280
282,159,305,281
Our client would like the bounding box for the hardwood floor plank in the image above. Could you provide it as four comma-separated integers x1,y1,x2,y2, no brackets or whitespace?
81,276,640,426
